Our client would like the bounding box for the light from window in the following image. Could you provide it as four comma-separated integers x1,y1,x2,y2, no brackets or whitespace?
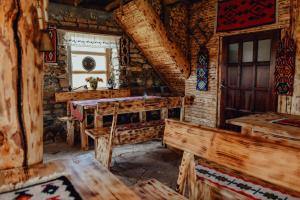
71,46,109,89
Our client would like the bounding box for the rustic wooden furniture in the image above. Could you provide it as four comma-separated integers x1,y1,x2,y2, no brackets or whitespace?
132,179,187,200
220,31,280,127
72,96,193,150
226,112,300,148
163,119,300,199
85,96,194,168
0,156,140,200
54,89,130,148
55,89,130,103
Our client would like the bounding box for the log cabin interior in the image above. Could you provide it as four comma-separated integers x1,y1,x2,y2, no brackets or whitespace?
1,0,300,199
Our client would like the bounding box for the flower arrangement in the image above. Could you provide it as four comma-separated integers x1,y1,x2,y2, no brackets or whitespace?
85,77,103,90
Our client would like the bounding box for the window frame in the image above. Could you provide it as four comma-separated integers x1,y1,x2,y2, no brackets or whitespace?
69,47,112,88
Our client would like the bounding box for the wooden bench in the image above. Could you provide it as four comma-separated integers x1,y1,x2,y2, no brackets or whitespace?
85,97,179,168
132,179,187,200
161,119,300,199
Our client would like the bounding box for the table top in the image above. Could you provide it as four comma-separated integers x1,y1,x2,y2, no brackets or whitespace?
226,112,300,139
71,96,160,108
0,156,140,200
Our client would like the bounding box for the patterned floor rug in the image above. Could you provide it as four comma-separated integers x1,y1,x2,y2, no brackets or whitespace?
0,176,82,200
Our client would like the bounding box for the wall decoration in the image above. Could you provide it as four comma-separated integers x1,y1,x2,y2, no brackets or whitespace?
274,33,296,96
44,26,57,63
217,0,276,32
196,46,209,91
190,17,213,92
82,56,96,71
119,35,130,66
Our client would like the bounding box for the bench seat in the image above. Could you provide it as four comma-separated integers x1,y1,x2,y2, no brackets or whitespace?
85,120,165,167
133,179,187,200
85,120,164,145
195,159,300,200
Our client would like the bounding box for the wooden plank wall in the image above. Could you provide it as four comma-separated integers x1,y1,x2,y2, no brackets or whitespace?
185,0,298,127
0,0,44,170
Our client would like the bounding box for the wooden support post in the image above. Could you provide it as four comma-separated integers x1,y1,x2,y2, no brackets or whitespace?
0,0,45,170
80,114,89,151
176,151,193,194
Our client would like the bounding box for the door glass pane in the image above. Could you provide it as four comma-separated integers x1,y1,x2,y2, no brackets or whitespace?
242,41,253,62
257,39,271,61
229,43,239,63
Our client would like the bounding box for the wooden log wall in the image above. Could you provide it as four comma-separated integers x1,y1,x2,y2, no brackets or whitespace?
0,0,44,170
185,0,298,127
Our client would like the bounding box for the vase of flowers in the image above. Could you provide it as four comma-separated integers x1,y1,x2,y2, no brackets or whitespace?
85,77,103,90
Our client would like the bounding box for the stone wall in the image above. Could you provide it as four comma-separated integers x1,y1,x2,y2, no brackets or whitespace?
48,3,121,35
43,31,69,143
185,0,296,128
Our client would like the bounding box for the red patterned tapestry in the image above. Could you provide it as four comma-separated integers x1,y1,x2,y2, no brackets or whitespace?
217,0,276,32
274,34,296,96
44,26,57,63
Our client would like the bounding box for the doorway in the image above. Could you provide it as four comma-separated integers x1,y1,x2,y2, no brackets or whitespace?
220,30,280,129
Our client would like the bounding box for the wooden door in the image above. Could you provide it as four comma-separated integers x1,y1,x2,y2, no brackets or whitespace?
220,30,279,129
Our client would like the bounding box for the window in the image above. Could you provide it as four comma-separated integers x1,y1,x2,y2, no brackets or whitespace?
70,46,111,89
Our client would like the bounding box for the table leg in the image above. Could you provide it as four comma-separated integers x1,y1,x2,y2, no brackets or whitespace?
161,108,168,120
80,115,89,151
241,127,252,135
66,120,74,146
139,111,146,122
66,101,74,146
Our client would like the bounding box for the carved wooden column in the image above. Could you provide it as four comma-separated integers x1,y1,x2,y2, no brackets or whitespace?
0,0,46,170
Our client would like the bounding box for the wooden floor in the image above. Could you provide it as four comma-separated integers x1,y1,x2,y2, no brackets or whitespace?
44,140,181,189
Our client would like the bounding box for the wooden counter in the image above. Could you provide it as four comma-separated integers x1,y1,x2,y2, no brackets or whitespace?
55,89,130,103
0,156,140,200
226,112,300,148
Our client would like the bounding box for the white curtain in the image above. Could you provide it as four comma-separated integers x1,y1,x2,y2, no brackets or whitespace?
59,30,120,48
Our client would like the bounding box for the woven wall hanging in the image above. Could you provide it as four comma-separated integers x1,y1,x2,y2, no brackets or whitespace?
44,26,57,63
217,0,276,32
274,33,296,96
119,35,130,66
196,46,209,91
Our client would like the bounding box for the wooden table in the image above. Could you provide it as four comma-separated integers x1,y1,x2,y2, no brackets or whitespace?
226,112,300,148
0,156,141,200
69,96,193,150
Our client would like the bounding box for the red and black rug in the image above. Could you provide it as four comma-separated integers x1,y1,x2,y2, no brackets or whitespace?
0,176,82,200
217,0,276,32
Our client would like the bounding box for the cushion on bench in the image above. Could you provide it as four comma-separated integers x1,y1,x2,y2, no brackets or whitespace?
196,160,300,200
133,179,187,200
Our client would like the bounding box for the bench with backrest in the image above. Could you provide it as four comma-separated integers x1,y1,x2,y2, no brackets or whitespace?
85,96,194,168
133,119,300,200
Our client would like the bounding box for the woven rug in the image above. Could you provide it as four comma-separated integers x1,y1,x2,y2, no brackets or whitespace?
196,164,299,200
217,0,276,32
0,176,82,200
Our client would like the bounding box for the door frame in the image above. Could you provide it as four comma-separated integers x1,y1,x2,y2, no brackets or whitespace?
219,30,280,128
